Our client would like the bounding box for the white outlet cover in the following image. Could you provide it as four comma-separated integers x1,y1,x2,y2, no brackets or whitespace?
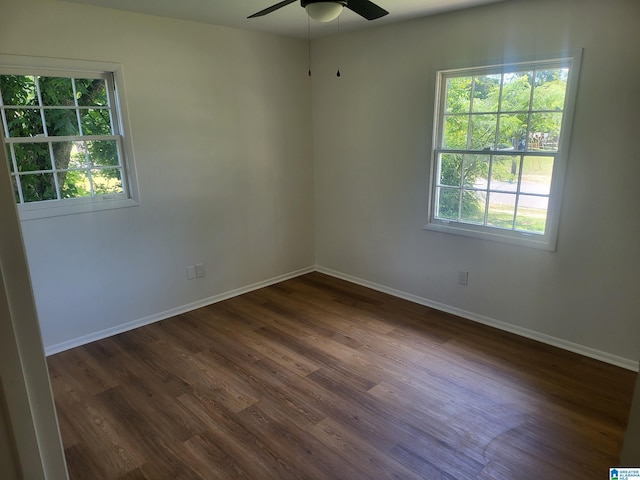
195,263,205,278
187,266,196,280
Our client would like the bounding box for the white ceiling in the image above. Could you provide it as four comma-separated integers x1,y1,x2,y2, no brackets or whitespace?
59,0,507,38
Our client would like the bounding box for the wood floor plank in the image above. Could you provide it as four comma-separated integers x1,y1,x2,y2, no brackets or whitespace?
236,402,367,480
180,433,256,479
47,272,637,479
93,386,202,478
177,392,301,479
51,375,147,477
308,416,426,480
51,346,121,396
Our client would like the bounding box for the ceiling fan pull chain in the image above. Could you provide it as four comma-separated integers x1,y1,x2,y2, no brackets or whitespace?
308,15,312,76
336,15,341,77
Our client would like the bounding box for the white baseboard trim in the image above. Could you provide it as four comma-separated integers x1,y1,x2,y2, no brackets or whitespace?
315,265,639,372
44,266,315,356
45,263,639,372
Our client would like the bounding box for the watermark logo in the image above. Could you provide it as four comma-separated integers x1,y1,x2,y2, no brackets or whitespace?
611,468,640,480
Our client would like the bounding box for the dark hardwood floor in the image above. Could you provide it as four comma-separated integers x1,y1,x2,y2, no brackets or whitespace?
47,272,637,479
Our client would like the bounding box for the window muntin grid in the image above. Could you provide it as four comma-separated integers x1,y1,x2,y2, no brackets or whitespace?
1,72,126,205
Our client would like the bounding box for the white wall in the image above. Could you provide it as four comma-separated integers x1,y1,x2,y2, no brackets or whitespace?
0,0,315,350
312,0,640,363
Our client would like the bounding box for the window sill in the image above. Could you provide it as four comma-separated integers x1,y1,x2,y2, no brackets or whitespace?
18,196,140,221
424,221,556,251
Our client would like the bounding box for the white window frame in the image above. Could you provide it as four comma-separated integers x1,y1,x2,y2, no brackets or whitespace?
0,54,139,220
425,51,582,250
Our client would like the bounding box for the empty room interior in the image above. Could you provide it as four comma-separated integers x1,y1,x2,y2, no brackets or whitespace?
1,0,640,478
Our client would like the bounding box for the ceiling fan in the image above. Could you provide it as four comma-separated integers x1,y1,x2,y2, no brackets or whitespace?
248,0,389,23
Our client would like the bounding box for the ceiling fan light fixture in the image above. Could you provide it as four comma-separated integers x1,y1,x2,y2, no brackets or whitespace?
249,0,388,22
305,2,345,22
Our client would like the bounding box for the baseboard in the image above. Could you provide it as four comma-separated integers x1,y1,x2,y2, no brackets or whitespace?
44,266,315,356
315,265,639,372
45,263,639,372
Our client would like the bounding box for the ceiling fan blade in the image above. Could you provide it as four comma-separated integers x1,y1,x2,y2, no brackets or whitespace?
346,0,388,20
248,0,298,18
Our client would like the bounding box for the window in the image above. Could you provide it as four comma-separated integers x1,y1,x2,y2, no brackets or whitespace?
0,56,138,220
426,54,581,250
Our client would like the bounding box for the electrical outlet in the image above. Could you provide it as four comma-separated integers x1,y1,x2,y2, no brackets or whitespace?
458,271,469,286
187,266,196,280
195,263,205,278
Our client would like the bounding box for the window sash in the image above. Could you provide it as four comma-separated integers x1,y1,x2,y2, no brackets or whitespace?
432,150,556,234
